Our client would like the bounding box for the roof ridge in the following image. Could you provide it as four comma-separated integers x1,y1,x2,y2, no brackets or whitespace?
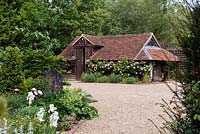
83,32,153,38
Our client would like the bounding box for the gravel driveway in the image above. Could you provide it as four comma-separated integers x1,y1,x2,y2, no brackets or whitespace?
66,81,175,134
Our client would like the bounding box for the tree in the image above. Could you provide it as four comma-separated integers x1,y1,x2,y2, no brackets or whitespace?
0,0,109,54
175,0,200,82
0,47,24,92
103,0,176,43
153,1,200,133
22,48,65,78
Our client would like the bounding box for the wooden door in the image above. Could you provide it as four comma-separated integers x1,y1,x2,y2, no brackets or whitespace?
75,47,86,79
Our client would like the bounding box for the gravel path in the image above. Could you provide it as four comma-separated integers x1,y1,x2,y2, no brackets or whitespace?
66,81,175,134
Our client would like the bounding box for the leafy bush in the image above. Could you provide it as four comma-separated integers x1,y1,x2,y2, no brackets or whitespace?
0,46,24,93
110,74,122,83
87,60,114,75
87,60,150,78
31,77,52,92
122,77,138,84
22,48,65,78
82,73,95,83
18,77,34,94
63,80,71,86
58,88,98,120
3,93,27,114
13,105,40,118
142,73,150,83
81,73,86,81
97,76,109,83
94,72,102,81
57,115,77,131
32,87,98,130
0,96,8,118
7,117,56,134
154,81,200,134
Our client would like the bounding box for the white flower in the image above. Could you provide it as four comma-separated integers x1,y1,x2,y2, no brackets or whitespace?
33,90,38,96
13,88,20,92
48,104,57,113
49,0,53,3
31,88,37,92
50,111,59,128
27,92,35,105
37,90,43,96
36,108,45,122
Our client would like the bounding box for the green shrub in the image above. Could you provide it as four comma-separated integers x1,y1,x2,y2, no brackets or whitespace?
8,118,56,134
110,74,122,83
58,88,98,120
31,77,52,92
18,77,34,94
81,72,85,81
33,87,98,130
0,96,8,118
123,77,138,84
97,76,109,83
142,73,149,83
87,60,150,77
0,46,24,93
3,93,27,114
82,73,95,83
57,115,77,131
13,105,40,118
94,72,102,81
63,80,71,86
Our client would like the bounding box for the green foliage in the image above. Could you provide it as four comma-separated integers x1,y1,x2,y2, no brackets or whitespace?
13,105,40,118
3,93,27,114
113,60,149,78
157,81,200,134
87,60,150,78
57,115,77,131
87,60,114,75
0,96,8,118
63,81,71,86
58,88,98,120
22,48,65,78
32,87,97,130
31,78,52,92
103,0,176,43
7,118,56,134
110,74,122,83
97,76,109,83
0,0,109,54
142,73,150,83
0,46,24,93
175,2,200,83
122,77,139,84
82,73,95,83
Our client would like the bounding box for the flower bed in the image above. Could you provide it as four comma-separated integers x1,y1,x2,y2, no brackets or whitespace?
0,86,98,133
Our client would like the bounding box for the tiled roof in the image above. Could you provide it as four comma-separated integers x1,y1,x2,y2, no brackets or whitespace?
136,46,180,61
147,48,180,61
59,36,80,58
88,33,152,60
60,33,180,62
